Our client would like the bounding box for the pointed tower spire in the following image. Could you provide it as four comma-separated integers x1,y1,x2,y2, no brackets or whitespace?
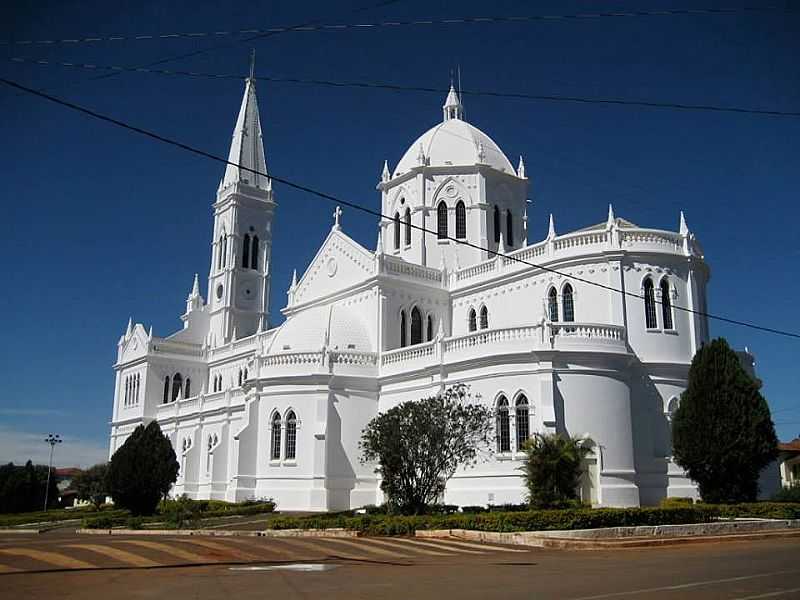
381,159,390,183
218,55,269,193
290,268,298,290
606,204,615,228
376,228,384,255
442,84,464,121
679,210,689,236
517,155,526,179
547,213,556,239
190,273,200,297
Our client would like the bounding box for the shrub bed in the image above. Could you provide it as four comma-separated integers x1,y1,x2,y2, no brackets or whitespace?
264,506,720,535
0,507,126,528
81,499,277,529
710,502,800,520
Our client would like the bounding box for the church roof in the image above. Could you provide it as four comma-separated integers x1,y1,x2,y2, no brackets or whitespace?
577,217,639,232
393,88,514,177
267,303,372,354
218,76,270,193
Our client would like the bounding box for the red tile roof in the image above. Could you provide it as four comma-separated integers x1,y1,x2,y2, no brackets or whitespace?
778,438,800,453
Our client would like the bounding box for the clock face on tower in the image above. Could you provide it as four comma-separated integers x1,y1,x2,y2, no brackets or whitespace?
237,282,256,306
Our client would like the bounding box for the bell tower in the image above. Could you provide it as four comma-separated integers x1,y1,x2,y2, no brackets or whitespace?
207,57,275,346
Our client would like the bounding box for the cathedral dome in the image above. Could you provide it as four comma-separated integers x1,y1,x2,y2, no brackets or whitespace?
268,304,372,354
393,86,514,177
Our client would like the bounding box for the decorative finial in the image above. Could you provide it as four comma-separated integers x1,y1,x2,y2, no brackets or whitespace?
249,48,256,81
381,160,390,182
147,325,153,340
376,228,384,255
498,231,506,255
290,268,298,290
191,273,200,296
517,155,526,178
607,204,615,228
547,213,556,239
679,211,689,236
126,317,133,336
417,143,426,166
332,206,343,230
476,141,486,164
443,83,463,121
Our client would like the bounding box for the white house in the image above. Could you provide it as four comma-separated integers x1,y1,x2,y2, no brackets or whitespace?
110,74,722,510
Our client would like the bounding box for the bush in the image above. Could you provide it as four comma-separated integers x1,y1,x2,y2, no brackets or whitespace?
82,515,122,529
519,434,591,508
660,497,695,508
711,502,800,520
126,516,145,530
263,506,719,535
487,503,529,513
772,485,800,503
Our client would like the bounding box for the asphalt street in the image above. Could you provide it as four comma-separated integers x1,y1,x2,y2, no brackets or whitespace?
1,531,798,599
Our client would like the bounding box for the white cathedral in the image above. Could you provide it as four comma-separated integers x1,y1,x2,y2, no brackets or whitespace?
110,73,715,510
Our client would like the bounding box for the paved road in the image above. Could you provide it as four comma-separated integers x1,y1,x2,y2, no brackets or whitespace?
1,531,799,599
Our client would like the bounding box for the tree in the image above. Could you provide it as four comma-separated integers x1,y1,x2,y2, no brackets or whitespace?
74,463,109,509
0,461,58,513
519,433,590,508
107,421,179,515
360,384,494,515
672,338,778,503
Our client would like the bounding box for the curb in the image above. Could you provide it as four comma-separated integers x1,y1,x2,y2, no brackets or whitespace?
0,529,41,535
417,523,800,550
76,527,359,538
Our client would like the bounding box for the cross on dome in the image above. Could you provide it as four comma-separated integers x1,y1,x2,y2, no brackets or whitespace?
332,206,343,230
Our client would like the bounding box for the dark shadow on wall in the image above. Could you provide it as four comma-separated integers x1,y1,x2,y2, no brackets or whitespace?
326,389,356,511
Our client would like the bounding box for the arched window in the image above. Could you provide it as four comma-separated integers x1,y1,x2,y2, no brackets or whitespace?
506,210,513,247
163,376,170,404
285,411,297,460
404,208,411,246
493,205,501,244
242,234,250,268
171,373,183,402
400,310,407,347
270,413,281,460
455,200,466,239
437,201,448,239
480,305,489,329
238,369,243,387
251,235,259,270
497,396,510,453
562,284,575,322
206,435,213,474
644,278,657,329
660,279,673,330
548,287,559,322
393,212,401,250
410,307,423,345
217,236,224,270
244,368,248,380
135,374,140,403
221,236,227,268
468,308,477,332
515,395,530,450
427,315,434,341
124,378,129,406
184,378,191,399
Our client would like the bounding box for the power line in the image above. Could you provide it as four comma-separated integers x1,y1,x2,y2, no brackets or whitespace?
9,56,800,118
1,6,794,46
1,74,798,340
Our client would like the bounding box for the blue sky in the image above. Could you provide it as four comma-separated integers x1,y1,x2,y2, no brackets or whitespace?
1,0,798,467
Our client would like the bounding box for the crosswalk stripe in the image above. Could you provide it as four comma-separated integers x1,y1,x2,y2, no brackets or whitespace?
396,538,486,554
116,540,205,563
0,564,22,573
222,537,305,559
360,537,454,556
320,537,409,558
0,548,96,569
428,538,529,553
177,538,260,562
286,538,370,561
66,544,159,567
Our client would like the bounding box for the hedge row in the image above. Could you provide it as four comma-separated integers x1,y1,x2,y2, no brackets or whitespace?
0,508,127,528
710,502,800,520
265,506,720,535
81,501,277,529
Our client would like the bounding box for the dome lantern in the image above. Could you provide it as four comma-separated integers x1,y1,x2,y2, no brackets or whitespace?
443,85,463,122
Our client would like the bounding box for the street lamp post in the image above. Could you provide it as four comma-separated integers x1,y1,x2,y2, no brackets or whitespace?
43,433,62,512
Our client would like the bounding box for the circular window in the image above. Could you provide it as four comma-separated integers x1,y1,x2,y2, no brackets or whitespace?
216,284,223,300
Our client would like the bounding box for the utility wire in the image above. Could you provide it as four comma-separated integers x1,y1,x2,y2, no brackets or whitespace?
1,6,794,46
2,74,798,340
9,56,800,118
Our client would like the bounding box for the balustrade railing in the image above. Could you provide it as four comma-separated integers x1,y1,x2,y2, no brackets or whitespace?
550,322,626,341
381,340,436,366
383,257,442,283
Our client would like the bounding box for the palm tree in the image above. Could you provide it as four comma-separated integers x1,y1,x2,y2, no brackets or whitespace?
519,433,590,508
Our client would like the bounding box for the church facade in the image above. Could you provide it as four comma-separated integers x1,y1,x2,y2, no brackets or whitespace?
110,75,713,510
